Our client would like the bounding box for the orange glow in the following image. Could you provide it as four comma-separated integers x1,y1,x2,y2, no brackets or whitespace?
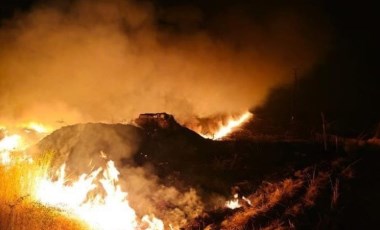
225,194,253,210
35,160,165,230
0,134,23,165
225,193,241,209
0,134,23,152
21,122,52,134
195,112,253,140
1,124,165,230
0,122,52,165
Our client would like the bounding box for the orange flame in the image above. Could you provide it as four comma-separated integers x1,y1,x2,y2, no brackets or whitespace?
35,160,164,230
0,121,52,165
21,122,53,134
194,112,253,140
225,193,253,210
225,193,241,209
0,134,24,164
1,124,165,230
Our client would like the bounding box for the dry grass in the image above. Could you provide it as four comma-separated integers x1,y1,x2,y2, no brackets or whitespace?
0,153,87,230
303,170,330,207
217,159,351,230
0,202,86,230
220,178,304,230
0,153,50,203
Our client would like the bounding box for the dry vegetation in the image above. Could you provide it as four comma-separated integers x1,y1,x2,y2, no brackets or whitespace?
186,156,356,230
0,153,86,230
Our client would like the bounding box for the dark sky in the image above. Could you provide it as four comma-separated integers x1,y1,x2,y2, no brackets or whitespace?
1,0,376,47
1,0,375,42
250,1,378,136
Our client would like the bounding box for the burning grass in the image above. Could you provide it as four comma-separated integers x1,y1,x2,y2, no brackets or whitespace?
0,153,87,230
0,153,169,230
1,116,372,229
0,201,86,230
220,177,304,230
186,111,253,140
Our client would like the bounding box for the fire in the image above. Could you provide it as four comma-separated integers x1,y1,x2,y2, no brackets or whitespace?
225,194,241,209
0,134,23,164
195,112,253,140
1,124,165,230
225,194,253,210
212,112,252,139
0,121,52,165
35,160,164,230
22,122,52,133
0,134,23,152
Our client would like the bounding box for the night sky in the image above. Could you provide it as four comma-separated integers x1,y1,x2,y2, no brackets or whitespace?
253,1,378,137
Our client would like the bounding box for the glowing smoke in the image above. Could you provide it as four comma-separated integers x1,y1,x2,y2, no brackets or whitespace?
0,0,330,126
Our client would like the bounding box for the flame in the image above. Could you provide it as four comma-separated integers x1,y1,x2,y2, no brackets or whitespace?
0,134,23,152
0,121,52,149
35,160,164,230
21,122,52,133
225,194,241,209
0,122,52,165
212,112,252,139
1,124,165,230
225,194,253,209
0,134,23,164
194,112,253,140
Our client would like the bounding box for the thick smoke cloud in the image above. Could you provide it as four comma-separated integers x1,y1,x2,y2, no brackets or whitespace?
0,0,330,126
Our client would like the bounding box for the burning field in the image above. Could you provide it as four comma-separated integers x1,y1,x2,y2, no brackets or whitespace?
0,113,252,230
1,112,379,229
1,0,379,229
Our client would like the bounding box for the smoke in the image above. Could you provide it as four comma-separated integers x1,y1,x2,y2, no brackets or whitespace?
0,0,330,126
34,122,204,227
118,166,204,227
0,1,332,226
